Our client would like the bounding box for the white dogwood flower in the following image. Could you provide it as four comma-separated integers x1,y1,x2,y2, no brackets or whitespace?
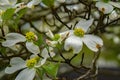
64,19,103,54
2,32,40,54
95,1,120,14
95,2,113,14
5,47,55,80
5,57,39,80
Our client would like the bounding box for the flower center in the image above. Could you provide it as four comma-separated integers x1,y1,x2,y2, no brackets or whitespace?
74,28,85,37
101,7,105,13
52,34,60,41
26,58,37,68
96,44,102,49
25,32,36,41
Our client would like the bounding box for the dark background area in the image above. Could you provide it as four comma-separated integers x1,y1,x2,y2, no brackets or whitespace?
59,68,120,80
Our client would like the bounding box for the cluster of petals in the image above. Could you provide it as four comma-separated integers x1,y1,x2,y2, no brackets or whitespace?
2,32,40,54
63,19,103,54
3,32,55,80
5,47,55,80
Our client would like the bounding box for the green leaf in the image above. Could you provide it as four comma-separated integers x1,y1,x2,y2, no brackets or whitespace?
42,0,54,7
14,8,27,25
16,8,27,19
12,8,27,31
2,8,15,21
36,68,45,80
34,34,44,46
42,62,60,78
0,47,6,55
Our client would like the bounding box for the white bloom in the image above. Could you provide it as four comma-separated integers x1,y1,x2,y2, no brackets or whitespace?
95,1,120,14
2,32,40,54
63,19,103,54
93,11,100,19
5,56,46,80
5,47,55,80
109,1,120,9
109,10,118,20
27,0,41,8
0,0,17,10
95,2,113,14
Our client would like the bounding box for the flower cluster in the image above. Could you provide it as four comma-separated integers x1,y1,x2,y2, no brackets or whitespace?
64,19,103,54
1,0,120,80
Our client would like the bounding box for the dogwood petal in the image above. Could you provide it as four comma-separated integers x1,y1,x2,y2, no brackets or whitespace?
49,47,55,57
2,33,26,47
9,0,17,5
46,30,54,39
109,1,120,8
0,5,12,10
109,10,118,20
0,0,9,4
36,58,47,67
27,0,41,8
2,40,19,47
40,58,47,65
95,2,113,14
41,47,55,58
41,48,49,58
82,35,103,52
15,68,36,80
36,47,55,67
76,19,94,33
64,35,83,54
59,30,74,43
26,41,40,54
5,57,26,74
39,58,47,68
0,0,17,10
